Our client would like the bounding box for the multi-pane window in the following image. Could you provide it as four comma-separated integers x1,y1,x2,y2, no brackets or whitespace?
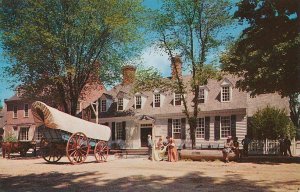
196,118,205,138
135,96,142,109
174,93,182,106
221,116,231,138
35,127,43,140
19,127,29,140
116,122,123,140
101,100,106,112
154,94,160,107
24,104,29,117
76,101,81,111
117,98,123,111
221,86,230,102
13,105,18,118
172,119,181,139
198,89,205,103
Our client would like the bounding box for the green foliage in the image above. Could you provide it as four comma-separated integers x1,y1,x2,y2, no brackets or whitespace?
133,67,175,93
140,0,233,148
251,106,296,140
3,132,18,142
0,0,146,115
220,0,300,136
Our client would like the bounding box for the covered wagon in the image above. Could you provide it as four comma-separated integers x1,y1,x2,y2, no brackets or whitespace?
31,101,111,164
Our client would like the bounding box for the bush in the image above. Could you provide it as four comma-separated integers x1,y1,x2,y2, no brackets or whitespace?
3,132,18,142
251,106,296,139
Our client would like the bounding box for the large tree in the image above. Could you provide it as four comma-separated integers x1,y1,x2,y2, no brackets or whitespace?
221,0,300,137
0,0,145,115
136,0,232,148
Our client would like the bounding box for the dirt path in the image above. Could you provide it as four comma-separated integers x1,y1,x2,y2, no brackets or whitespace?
0,156,299,192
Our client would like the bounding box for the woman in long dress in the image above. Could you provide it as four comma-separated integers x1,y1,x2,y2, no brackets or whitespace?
152,137,165,161
168,137,178,162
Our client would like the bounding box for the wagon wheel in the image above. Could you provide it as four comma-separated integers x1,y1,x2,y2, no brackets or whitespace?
66,132,90,165
94,141,109,162
40,138,63,163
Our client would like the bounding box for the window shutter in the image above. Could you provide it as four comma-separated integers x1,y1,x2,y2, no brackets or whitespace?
231,115,236,138
111,122,115,141
122,121,126,140
181,118,186,139
205,116,210,141
168,119,172,137
214,116,220,140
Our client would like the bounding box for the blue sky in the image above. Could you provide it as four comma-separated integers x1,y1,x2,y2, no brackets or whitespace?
0,0,246,106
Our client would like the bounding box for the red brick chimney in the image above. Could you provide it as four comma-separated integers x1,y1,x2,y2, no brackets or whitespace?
122,65,136,85
171,56,182,80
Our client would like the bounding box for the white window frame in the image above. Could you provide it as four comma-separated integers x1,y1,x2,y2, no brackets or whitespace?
19,127,29,141
35,127,43,140
13,105,18,118
221,86,231,102
154,94,160,108
101,99,107,112
24,103,29,117
198,89,205,103
196,118,205,139
116,122,123,140
117,98,123,111
220,116,231,138
173,93,182,106
135,95,142,109
172,119,181,139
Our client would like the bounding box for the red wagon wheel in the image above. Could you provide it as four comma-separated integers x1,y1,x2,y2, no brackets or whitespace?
40,138,63,163
66,132,90,165
94,141,109,162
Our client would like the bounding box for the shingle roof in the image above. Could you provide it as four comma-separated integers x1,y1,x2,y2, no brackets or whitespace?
99,74,250,118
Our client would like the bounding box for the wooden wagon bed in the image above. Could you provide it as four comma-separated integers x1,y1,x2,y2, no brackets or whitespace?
31,101,111,165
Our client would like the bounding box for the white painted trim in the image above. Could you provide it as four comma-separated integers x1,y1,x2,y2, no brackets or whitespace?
24,103,29,118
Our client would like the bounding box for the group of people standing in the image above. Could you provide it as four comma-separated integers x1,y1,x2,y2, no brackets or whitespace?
279,137,293,157
147,135,178,162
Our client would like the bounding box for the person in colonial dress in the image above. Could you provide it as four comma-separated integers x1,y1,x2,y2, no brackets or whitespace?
167,137,178,162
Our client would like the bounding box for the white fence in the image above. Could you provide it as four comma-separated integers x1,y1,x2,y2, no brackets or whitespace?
248,139,299,155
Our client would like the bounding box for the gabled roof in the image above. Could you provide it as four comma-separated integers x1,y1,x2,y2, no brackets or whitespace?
220,78,233,87
98,74,251,118
101,93,113,100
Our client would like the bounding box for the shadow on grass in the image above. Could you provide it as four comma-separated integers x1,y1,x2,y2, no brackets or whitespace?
0,170,291,192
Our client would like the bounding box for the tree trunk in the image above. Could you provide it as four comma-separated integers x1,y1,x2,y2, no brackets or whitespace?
289,94,300,139
188,117,197,149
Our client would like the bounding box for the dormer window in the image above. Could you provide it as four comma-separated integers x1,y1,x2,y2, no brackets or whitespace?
221,86,230,102
117,98,123,111
174,93,182,106
101,99,107,112
135,96,142,109
220,78,232,102
154,94,160,108
198,89,205,103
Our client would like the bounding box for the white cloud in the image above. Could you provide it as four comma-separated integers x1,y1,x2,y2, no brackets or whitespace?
138,46,171,77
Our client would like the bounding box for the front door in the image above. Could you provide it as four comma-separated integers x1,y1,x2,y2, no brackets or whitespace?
140,128,152,147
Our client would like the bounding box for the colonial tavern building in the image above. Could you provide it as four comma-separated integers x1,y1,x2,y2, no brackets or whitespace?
98,58,289,149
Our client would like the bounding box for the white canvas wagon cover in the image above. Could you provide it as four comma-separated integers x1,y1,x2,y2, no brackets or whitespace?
31,101,111,141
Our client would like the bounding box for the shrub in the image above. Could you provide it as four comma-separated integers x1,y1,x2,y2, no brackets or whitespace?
251,106,296,139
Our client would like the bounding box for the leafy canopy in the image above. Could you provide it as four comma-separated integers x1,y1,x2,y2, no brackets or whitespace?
0,0,146,114
221,0,299,97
